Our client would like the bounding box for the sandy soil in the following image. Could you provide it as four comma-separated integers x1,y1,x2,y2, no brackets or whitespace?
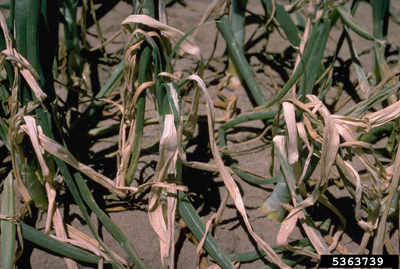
1,0,399,269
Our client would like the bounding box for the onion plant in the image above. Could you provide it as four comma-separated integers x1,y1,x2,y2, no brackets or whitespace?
227,0,248,86
0,1,145,268
217,0,399,264
0,0,399,268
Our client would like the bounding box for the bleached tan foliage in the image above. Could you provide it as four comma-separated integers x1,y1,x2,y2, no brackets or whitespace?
271,93,399,259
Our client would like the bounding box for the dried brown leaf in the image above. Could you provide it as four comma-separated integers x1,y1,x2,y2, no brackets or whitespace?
20,125,124,196
282,102,298,164
186,75,290,269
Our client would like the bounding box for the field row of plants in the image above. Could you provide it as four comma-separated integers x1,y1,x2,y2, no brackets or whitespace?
0,0,398,268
